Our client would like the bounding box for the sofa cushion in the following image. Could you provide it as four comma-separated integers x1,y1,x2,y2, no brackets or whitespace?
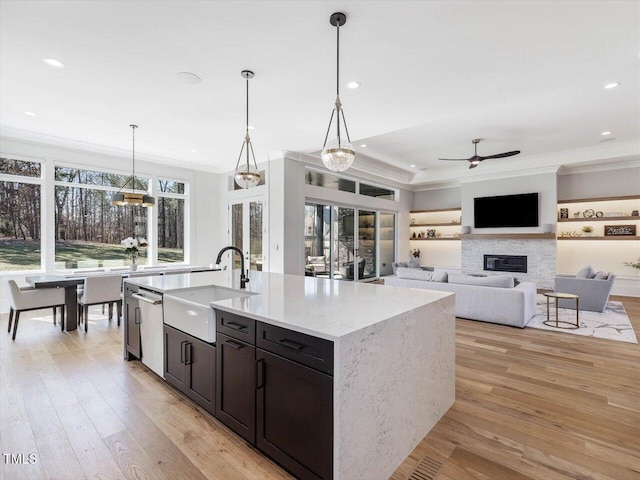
449,273,515,288
593,271,609,280
396,267,448,282
575,265,595,279
392,262,407,274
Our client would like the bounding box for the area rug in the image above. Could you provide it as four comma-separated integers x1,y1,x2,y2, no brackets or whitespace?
527,295,637,344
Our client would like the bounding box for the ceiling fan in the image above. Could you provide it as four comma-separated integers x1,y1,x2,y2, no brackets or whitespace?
438,139,521,169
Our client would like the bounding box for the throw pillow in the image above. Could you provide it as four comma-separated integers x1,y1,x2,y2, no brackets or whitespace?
392,262,407,275
449,273,515,288
593,271,609,280
575,265,595,279
396,267,447,282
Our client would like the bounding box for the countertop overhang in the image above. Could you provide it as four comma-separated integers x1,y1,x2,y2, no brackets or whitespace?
125,271,453,341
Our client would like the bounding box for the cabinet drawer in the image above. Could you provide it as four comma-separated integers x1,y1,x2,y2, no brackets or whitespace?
216,310,256,345
257,323,334,376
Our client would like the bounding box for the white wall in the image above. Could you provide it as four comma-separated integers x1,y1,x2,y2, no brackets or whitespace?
558,166,640,200
0,137,221,312
412,186,461,211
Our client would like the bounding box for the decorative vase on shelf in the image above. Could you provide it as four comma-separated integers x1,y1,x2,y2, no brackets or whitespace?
407,257,420,268
130,263,138,272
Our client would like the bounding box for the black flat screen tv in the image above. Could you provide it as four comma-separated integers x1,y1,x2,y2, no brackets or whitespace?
474,192,539,228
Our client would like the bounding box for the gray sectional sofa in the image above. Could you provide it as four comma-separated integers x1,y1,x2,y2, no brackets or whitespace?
386,268,536,328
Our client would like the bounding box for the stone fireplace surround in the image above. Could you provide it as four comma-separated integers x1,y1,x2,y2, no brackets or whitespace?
462,238,556,289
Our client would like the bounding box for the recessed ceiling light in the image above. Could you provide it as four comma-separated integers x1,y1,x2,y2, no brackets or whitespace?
190,149,198,153
43,58,65,68
24,111,37,116
601,131,612,136
176,72,201,84
360,144,367,147
409,164,416,168
604,82,620,89
347,81,361,89
248,125,255,130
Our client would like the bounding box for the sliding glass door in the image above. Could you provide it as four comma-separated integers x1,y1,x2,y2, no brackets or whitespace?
304,202,395,281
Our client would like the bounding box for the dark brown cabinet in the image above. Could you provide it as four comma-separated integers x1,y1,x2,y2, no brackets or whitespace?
124,284,141,360
163,325,216,415
256,349,333,480
215,332,256,443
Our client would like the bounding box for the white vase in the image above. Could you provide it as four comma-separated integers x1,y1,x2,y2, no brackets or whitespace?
130,263,138,271
407,257,421,268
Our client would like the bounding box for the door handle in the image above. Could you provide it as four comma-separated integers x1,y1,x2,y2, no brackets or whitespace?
225,321,247,331
134,307,141,324
256,359,265,389
225,339,245,350
181,341,187,363
277,338,305,351
185,343,192,365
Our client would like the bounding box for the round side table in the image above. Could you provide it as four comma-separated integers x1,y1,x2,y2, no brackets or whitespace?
543,292,580,329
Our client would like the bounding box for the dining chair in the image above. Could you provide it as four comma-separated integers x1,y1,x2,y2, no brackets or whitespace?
7,280,66,341
77,275,123,332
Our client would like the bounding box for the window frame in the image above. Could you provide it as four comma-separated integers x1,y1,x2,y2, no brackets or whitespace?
156,176,190,265
0,154,45,273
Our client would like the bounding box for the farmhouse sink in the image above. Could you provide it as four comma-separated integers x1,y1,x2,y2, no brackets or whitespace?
163,286,256,342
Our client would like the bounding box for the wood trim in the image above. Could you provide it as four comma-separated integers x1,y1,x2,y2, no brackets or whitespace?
409,238,461,241
460,233,556,240
557,236,639,241
410,207,461,214
410,222,461,227
558,216,639,222
557,194,640,204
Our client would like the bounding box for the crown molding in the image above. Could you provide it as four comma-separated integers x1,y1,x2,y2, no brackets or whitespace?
557,156,639,175
0,127,220,174
459,165,560,184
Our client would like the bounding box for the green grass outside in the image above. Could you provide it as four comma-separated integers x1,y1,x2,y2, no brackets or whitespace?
0,240,183,271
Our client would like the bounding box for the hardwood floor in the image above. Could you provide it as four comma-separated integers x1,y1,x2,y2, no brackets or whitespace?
1,297,638,480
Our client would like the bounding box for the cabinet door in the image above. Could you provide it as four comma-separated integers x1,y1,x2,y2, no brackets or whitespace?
257,349,333,480
124,297,141,359
216,333,256,443
185,337,216,415
164,325,188,391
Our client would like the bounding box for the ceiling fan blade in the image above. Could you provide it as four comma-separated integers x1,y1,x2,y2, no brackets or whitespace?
478,150,521,160
437,157,471,162
468,162,479,169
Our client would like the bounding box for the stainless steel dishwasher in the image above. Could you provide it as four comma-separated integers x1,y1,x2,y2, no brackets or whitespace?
132,288,164,378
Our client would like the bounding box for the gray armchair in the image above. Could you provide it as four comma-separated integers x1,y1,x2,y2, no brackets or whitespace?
554,274,616,313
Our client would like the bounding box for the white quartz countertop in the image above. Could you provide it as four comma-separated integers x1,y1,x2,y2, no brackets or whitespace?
125,271,453,341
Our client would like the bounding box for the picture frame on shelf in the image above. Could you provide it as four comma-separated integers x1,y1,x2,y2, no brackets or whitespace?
559,208,569,219
604,225,636,237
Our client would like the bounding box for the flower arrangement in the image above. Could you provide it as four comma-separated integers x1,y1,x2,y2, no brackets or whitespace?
410,248,420,258
581,225,594,233
624,257,640,270
121,236,147,265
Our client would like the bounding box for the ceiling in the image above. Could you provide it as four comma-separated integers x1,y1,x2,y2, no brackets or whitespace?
1,0,638,184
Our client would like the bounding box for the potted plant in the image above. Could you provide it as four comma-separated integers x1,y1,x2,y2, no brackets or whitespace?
121,236,147,270
582,225,594,237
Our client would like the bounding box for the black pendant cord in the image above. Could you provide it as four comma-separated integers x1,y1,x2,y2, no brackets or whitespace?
131,125,136,192
335,22,341,145
235,73,258,172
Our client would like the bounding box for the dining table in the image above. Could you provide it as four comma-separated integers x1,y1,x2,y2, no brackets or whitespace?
25,266,216,332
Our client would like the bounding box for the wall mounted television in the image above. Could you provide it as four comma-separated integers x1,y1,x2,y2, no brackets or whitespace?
474,192,539,228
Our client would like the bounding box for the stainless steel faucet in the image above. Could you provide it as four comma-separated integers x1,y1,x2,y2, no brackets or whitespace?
215,246,249,289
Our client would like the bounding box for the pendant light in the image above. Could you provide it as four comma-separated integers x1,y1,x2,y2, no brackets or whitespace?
234,70,261,189
321,12,355,173
112,124,155,207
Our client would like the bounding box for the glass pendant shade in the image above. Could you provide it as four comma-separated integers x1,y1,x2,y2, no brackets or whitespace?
321,137,355,172
234,164,261,189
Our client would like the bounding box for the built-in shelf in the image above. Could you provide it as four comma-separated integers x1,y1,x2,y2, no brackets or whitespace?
558,216,639,222
460,233,556,240
409,237,460,241
557,236,639,241
558,194,640,204
410,207,461,214
410,222,461,227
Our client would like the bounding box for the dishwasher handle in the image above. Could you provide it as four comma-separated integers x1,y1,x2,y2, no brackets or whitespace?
132,293,162,305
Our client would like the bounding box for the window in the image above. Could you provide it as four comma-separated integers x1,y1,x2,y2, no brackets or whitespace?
0,157,43,271
157,179,187,263
54,166,149,269
305,169,356,193
359,182,396,201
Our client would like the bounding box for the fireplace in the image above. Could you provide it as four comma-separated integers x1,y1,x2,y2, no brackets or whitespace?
484,255,527,273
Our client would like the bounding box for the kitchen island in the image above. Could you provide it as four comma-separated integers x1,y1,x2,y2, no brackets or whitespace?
125,270,455,480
